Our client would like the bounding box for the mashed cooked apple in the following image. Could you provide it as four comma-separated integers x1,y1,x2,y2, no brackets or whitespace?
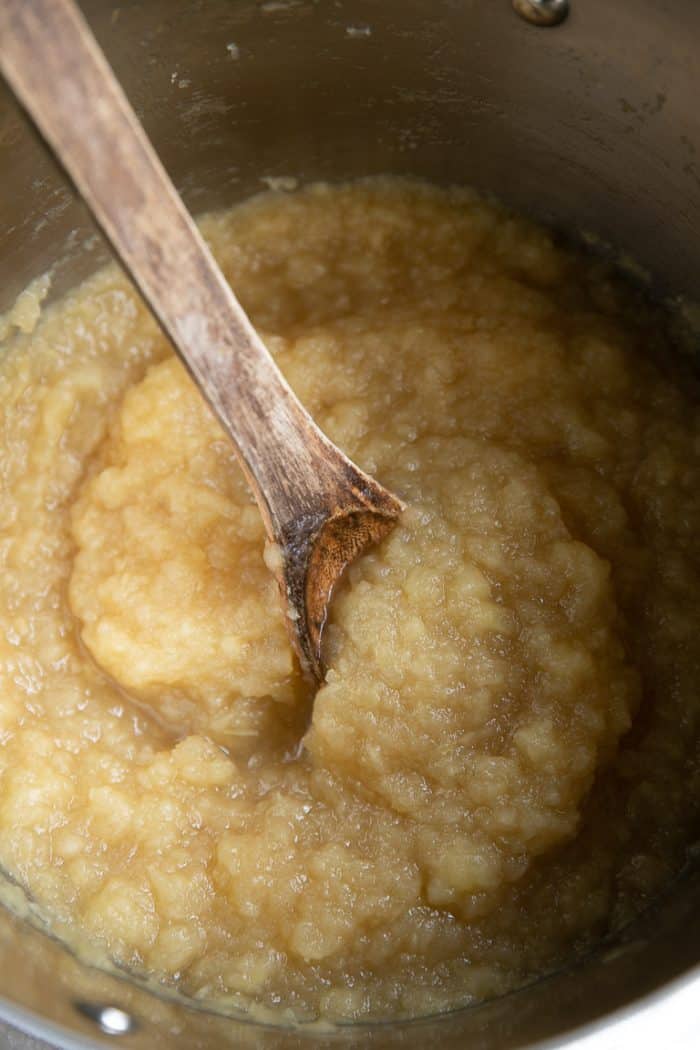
0,179,699,1022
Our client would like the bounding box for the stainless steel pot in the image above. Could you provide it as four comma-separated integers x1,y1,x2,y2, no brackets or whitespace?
1,1,699,1047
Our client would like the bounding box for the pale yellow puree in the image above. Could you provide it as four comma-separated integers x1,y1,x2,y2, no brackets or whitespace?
0,180,699,1022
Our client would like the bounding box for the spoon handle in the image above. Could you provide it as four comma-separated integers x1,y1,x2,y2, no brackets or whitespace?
0,0,370,531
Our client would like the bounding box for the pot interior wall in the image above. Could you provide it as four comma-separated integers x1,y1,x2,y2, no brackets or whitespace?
0,1,699,1048
2,0,700,308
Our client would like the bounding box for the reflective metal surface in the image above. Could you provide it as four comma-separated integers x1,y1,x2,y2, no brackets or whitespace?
1,1,699,1046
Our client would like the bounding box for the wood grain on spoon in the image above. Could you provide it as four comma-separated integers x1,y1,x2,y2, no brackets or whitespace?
0,0,403,682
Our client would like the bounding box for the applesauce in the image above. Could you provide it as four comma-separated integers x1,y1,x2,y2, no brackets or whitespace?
0,178,699,1022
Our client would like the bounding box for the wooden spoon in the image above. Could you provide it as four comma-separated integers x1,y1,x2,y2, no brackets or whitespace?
0,0,403,683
